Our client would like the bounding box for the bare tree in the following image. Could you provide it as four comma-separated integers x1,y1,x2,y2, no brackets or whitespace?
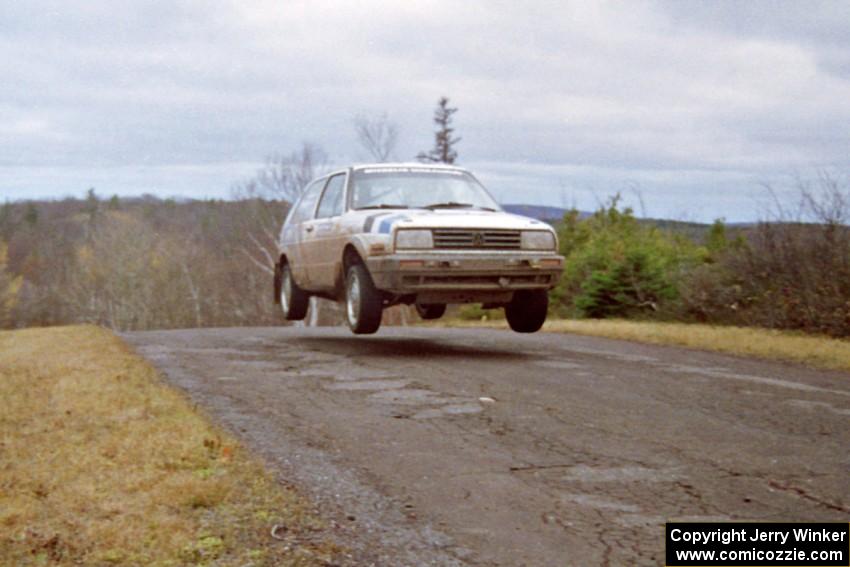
69,215,169,331
354,113,398,162
417,96,460,164
232,143,341,327
243,142,328,203
680,172,850,337
0,242,22,328
232,142,328,276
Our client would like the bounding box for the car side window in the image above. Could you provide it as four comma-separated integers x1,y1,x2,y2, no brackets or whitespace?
316,174,346,219
288,179,326,225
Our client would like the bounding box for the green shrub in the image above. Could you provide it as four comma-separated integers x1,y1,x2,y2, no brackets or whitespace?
553,197,706,319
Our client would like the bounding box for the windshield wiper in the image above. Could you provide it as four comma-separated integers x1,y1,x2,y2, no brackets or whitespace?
356,204,409,210
422,202,474,209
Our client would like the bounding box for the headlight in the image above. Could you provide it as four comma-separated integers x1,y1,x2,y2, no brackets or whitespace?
395,229,433,250
521,230,556,250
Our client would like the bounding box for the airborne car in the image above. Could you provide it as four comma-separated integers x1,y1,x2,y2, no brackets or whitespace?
274,164,564,334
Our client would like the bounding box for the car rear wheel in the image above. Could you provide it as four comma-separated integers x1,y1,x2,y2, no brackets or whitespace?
345,264,382,334
505,290,548,333
415,303,447,320
280,263,309,321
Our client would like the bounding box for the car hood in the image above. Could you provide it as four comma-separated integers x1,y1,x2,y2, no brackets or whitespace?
358,209,552,234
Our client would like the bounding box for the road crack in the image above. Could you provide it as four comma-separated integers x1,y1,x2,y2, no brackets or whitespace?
767,479,850,513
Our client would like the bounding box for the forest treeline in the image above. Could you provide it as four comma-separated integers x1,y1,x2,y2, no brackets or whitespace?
0,193,292,330
2,175,849,337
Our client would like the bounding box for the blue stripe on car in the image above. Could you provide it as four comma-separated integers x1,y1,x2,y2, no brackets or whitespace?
378,214,407,234
363,213,388,233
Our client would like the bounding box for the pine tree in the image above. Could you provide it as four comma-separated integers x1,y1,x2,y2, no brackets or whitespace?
417,97,460,164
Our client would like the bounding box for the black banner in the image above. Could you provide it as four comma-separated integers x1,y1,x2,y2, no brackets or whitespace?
666,522,849,566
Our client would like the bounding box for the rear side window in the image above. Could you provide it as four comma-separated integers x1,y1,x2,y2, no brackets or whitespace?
288,179,325,225
316,174,346,219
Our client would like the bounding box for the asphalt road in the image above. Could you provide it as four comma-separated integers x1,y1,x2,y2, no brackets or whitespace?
125,327,850,566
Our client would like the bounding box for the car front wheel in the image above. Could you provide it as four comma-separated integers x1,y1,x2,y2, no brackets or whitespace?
280,263,309,321
505,290,548,333
345,264,383,334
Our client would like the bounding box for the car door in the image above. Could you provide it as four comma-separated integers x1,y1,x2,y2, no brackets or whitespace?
281,178,325,289
305,172,347,290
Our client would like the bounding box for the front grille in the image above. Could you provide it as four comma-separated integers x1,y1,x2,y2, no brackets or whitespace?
432,229,521,250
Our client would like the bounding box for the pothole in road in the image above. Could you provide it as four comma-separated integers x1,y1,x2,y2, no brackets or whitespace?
324,379,411,391
411,403,483,419
222,360,284,370
368,388,443,404
560,493,641,513
561,465,681,483
615,513,668,528
182,346,254,356
785,399,850,416
301,363,399,382
334,370,401,382
313,365,489,420
534,360,585,370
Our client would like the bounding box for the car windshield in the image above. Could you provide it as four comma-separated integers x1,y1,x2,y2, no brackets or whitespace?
351,168,500,211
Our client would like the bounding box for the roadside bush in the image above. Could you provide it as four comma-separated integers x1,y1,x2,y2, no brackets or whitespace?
553,198,706,318
679,175,850,337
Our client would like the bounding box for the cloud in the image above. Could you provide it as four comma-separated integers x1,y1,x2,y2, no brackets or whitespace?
1,0,848,221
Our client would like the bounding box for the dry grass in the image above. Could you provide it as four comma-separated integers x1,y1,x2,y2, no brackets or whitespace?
436,318,850,372
0,325,335,566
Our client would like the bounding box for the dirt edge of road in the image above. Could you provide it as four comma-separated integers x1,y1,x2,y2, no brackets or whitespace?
430,318,850,372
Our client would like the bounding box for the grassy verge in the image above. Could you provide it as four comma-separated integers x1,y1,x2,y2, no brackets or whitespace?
436,318,850,372
0,325,335,566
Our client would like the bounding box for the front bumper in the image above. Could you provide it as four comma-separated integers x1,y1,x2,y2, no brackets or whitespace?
365,251,564,301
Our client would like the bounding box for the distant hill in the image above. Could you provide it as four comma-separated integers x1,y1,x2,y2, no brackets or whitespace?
502,203,747,243
502,204,581,224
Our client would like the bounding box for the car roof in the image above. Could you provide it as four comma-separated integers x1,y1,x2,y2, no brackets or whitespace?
351,162,470,173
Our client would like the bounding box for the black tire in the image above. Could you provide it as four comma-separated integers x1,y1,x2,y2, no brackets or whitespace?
345,264,383,334
505,290,549,333
415,303,447,320
280,263,309,321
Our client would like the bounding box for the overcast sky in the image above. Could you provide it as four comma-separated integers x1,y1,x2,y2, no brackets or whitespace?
2,1,849,221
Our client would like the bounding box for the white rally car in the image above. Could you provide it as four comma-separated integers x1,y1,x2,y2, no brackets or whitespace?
274,164,564,334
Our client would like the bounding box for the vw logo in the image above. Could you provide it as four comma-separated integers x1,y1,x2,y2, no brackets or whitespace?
472,232,485,247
